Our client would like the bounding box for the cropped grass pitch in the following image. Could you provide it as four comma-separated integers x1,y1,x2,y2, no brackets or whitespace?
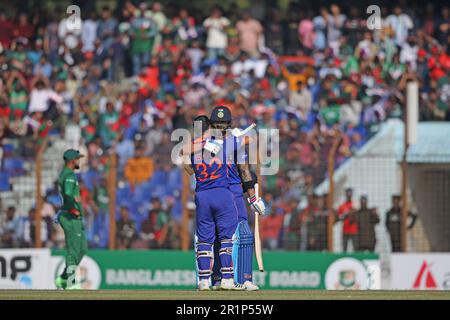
0,290,449,300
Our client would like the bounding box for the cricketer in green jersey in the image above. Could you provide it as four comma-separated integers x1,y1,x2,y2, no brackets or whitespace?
55,149,87,290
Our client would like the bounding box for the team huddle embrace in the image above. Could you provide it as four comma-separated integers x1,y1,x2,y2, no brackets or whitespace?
181,106,266,291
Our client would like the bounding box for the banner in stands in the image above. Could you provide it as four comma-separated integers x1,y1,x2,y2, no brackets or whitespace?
51,250,380,290
0,249,51,289
391,253,450,290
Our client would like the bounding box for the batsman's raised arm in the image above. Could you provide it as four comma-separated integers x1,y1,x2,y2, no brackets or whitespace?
238,163,255,197
238,163,266,215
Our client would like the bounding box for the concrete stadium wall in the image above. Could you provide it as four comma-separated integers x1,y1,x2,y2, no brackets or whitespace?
408,164,450,251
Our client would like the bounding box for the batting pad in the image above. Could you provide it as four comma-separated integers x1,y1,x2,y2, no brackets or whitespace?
232,221,254,284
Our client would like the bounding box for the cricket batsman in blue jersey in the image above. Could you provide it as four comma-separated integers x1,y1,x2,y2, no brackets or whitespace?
208,106,265,291
183,107,265,291
188,111,240,291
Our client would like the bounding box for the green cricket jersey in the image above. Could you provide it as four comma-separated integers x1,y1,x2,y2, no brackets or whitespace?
58,167,83,215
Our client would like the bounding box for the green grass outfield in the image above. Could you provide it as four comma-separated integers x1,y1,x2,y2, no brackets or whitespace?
0,290,449,300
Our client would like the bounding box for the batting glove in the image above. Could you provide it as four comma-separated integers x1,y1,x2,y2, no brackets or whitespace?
248,195,266,215
204,139,223,154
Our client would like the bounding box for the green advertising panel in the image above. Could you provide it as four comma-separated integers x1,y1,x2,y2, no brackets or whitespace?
51,250,380,290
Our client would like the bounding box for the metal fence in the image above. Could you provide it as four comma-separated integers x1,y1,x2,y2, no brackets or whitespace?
1,129,449,257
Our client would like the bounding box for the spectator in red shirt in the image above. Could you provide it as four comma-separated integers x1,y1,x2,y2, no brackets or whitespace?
12,13,34,40
336,188,359,252
0,96,11,120
0,12,14,48
261,207,284,249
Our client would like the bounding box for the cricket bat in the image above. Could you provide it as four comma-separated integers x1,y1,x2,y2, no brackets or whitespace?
231,123,256,137
254,183,264,272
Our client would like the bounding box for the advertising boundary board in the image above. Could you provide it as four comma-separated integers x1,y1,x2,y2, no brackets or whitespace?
391,253,450,290
50,250,380,290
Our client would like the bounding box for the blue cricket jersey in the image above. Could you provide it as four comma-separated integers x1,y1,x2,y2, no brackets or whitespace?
224,136,247,186
191,137,230,192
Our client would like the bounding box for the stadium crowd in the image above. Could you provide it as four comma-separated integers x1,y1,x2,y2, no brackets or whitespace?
0,1,449,251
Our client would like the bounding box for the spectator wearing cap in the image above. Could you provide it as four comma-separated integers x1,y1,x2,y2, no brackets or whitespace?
336,188,358,252
385,195,417,252
352,195,380,252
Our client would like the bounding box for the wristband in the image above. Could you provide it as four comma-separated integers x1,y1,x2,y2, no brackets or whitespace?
248,195,256,204
242,180,255,193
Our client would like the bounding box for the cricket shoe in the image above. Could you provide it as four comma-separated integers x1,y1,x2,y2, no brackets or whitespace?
198,279,211,291
220,279,245,291
212,281,222,291
243,281,259,291
55,276,67,290
66,282,83,290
